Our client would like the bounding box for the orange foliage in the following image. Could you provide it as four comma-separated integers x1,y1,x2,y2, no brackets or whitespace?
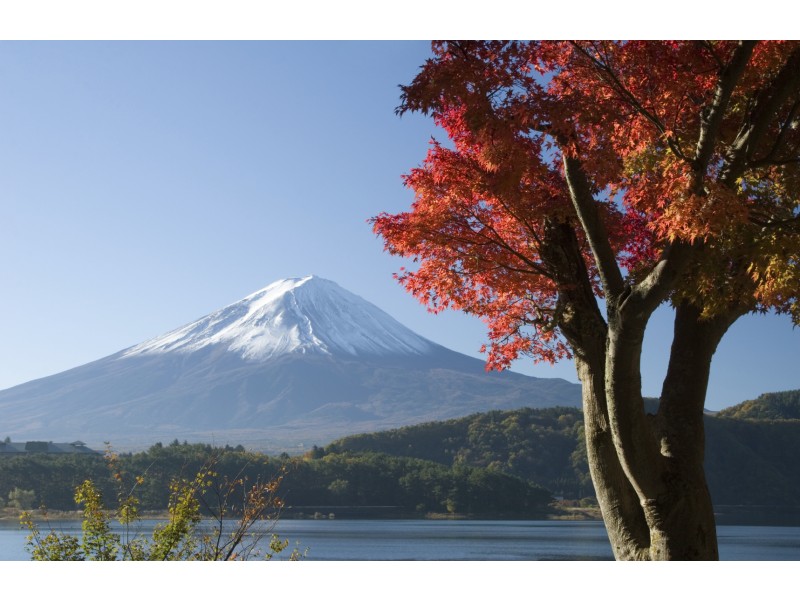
373,41,800,369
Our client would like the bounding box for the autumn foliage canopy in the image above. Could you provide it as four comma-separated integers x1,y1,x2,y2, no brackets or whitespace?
373,41,800,371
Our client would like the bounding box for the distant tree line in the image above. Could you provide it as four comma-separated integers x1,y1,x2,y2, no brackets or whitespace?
3,391,798,517
0,439,551,518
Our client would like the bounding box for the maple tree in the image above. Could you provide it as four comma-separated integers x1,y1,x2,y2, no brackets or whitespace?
373,41,800,560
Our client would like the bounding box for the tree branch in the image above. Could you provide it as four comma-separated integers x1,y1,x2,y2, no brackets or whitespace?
570,42,689,162
622,241,694,321
751,98,800,166
538,218,607,353
562,153,625,300
460,207,553,276
693,41,756,185
720,46,800,186
698,41,725,71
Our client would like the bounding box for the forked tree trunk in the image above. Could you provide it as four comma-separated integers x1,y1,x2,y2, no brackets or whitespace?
576,301,737,560
540,219,729,560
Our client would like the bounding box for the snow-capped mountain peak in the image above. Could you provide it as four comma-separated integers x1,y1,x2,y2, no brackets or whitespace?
1,275,581,450
123,276,436,360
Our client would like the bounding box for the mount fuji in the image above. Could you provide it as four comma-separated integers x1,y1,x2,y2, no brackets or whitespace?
0,276,581,451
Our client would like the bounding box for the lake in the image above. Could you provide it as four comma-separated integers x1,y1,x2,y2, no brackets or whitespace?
1,518,799,561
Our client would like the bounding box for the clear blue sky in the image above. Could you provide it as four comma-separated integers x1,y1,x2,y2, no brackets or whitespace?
0,40,797,410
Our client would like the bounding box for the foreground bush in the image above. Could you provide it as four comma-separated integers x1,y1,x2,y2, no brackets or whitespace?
21,451,301,561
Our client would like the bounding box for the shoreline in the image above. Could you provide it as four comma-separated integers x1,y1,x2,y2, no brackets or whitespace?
3,504,603,522
5,506,799,526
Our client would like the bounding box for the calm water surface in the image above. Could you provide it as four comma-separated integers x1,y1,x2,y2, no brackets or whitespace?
1,519,798,560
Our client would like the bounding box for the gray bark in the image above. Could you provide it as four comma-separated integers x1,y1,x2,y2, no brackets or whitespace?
575,300,739,560
645,301,740,559
574,356,650,560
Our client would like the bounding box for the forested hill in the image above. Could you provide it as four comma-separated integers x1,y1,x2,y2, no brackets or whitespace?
3,392,797,521
323,407,593,497
322,395,800,509
715,390,800,420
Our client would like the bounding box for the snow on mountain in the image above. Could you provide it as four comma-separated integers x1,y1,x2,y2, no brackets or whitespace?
0,276,582,451
123,276,436,360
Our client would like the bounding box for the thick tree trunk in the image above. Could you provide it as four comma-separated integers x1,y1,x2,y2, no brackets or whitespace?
642,301,738,560
539,219,651,559
575,356,650,560
580,300,738,560
541,219,727,559
639,461,719,560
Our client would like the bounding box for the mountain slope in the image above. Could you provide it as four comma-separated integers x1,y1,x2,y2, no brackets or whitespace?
0,276,581,451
